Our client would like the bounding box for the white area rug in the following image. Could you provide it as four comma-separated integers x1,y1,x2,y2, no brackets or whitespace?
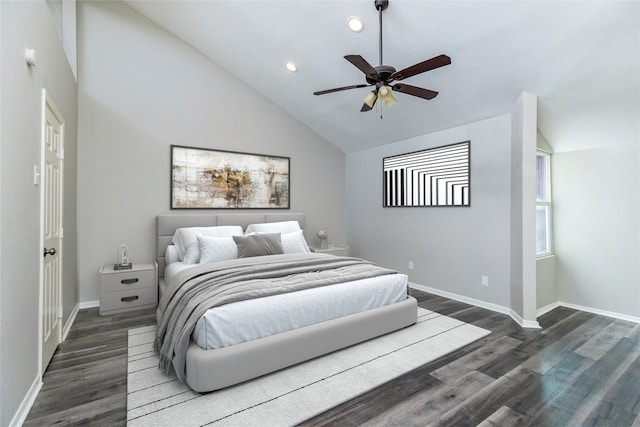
127,308,490,426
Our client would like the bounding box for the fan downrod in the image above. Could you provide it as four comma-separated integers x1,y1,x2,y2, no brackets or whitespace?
375,0,389,11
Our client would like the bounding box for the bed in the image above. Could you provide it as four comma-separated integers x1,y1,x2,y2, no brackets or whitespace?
155,213,417,393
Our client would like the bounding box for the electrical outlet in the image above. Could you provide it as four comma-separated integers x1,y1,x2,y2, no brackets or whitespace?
408,261,414,270
481,276,489,287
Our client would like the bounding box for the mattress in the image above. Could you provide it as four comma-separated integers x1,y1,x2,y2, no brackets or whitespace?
164,260,409,350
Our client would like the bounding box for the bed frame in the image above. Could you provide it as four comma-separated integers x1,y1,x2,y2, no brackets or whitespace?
156,213,418,393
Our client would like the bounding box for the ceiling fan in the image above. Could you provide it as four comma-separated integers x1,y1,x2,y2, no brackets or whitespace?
314,0,451,112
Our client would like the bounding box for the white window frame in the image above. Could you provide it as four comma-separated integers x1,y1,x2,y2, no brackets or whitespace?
536,150,553,257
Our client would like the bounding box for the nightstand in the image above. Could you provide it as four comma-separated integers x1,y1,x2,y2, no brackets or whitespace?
99,262,158,315
310,244,349,257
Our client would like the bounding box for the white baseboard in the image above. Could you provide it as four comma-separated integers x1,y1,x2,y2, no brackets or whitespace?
9,375,42,427
78,300,100,309
536,301,561,317
62,303,80,341
537,301,639,324
412,283,640,327
556,301,640,324
509,309,541,329
410,282,541,328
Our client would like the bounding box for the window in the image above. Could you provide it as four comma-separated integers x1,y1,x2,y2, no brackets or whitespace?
536,151,552,256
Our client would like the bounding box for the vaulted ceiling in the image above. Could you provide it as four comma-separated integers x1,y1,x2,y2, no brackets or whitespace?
125,0,639,153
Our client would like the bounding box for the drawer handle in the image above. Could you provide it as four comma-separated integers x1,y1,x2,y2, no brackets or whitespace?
121,295,139,302
121,278,139,285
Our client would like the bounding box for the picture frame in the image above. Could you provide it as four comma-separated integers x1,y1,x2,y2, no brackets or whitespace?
171,145,290,209
383,141,470,207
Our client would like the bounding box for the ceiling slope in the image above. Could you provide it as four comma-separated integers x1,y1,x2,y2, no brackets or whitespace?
125,0,639,153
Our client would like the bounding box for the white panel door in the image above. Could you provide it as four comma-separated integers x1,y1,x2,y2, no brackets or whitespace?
41,92,64,373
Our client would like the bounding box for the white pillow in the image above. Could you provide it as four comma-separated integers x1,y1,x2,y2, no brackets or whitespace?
198,235,238,264
172,226,243,261
165,245,179,265
281,230,310,254
182,243,200,264
245,221,301,235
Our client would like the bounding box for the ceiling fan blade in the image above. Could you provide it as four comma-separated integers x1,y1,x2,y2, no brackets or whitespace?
392,83,439,100
391,54,451,81
314,84,370,96
344,55,381,81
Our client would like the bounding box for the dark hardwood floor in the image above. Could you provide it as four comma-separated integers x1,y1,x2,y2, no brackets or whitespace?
24,307,157,426
25,290,640,426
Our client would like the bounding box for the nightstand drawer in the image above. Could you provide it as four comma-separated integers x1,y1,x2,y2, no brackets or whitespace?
100,286,157,314
101,268,155,293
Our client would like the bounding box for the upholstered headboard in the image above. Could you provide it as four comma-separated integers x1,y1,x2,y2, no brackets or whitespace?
156,213,306,279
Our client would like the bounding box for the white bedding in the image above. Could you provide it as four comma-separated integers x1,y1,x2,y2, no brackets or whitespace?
164,260,409,350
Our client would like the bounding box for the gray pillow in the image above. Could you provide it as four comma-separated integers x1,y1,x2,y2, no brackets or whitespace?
233,233,283,258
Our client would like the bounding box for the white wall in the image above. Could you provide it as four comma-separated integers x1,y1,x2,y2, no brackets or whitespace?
346,114,514,310
0,1,78,425
536,255,557,309
76,1,346,303
45,0,77,80
553,144,640,319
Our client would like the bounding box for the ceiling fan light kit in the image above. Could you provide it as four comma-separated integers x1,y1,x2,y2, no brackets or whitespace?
363,91,377,108
314,0,451,112
377,85,397,107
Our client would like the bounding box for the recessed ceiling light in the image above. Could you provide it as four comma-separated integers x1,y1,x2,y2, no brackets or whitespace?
285,62,298,73
347,16,364,32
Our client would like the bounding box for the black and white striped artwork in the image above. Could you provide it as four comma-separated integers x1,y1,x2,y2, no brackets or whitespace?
383,141,470,207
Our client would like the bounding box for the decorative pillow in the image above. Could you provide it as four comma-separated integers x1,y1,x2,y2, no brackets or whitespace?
233,233,283,258
281,230,310,254
197,235,238,264
244,221,301,235
172,226,243,261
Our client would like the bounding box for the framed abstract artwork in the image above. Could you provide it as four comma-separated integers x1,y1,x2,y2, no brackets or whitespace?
171,145,290,209
383,141,470,207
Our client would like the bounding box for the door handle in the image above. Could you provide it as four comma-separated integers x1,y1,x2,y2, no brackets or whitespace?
43,247,57,257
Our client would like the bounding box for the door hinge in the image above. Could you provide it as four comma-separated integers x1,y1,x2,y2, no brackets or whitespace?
34,165,41,186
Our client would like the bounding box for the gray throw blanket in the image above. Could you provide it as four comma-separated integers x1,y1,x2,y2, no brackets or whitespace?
155,253,399,382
